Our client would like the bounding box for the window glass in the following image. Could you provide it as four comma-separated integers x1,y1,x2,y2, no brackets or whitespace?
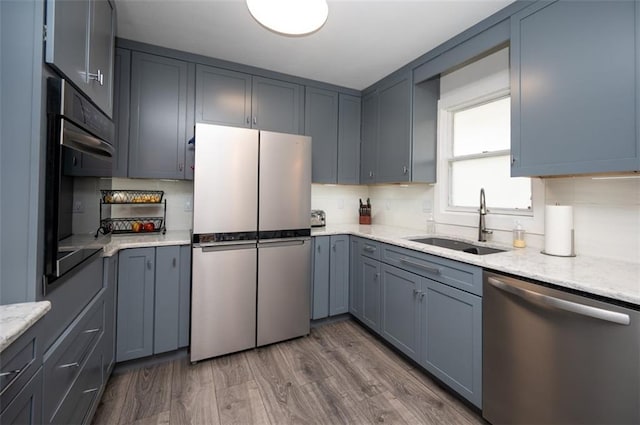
453,97,510,156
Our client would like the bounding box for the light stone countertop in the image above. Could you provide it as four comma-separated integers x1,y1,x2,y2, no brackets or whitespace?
312,224,640,306
59,230,191,257
0,301,51,352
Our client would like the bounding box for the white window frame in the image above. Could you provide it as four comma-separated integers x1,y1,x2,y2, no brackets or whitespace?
435,90,545,235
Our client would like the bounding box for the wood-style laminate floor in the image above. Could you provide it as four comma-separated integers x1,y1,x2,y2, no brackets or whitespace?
92,319,484,425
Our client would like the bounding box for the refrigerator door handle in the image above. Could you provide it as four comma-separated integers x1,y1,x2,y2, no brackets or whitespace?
259,238,309,248
196,243,256,252
487,277,630,325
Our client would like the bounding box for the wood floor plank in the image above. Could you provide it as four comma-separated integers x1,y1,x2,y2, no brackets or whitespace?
216,380,271,425
210,352,254,390
92,372,134,425
170,357,220,425
129,411,170,425
276,334,336,387
300,375,370,425
355,391,412,425
118,362,174,423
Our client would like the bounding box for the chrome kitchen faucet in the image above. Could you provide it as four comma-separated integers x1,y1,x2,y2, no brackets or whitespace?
478,188,492,242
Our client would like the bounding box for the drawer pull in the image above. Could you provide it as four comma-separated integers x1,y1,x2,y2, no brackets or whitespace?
0,369,22,378
82,328,101,334
400,258,441,275
58,362,80,369
82,387,99,394
363,245,376,253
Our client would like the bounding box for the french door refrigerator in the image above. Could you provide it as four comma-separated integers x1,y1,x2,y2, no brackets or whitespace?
191,124,311,362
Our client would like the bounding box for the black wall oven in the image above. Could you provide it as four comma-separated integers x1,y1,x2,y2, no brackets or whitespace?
43,77,114,294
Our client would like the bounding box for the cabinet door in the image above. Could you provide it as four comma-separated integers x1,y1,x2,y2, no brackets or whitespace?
117,248,155,362
360,91,378,183
312,236,330,320
361,256,381,333
349,238,363,319
102,255,117,376
329,235,349,316
380,264,420,361
0,369,42,425
129,52,189,179
154,246,181,354
337,94,361,184
511,0,638,176
305,87,339,183
421,279,482,408
195,64,252,128
45,0,89,94
87,0,114,117
252,76,303,134
412,77,439,183
377,72,412,183
178,245,191,348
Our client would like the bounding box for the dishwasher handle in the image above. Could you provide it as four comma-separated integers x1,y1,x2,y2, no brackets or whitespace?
487,277,630,326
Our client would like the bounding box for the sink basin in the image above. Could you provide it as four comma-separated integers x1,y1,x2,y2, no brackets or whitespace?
408,237,506,255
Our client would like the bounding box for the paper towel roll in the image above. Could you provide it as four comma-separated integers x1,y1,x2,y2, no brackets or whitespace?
544,205,575,256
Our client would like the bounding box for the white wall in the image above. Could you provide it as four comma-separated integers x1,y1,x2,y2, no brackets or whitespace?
368,184,434,230
311,184,369,225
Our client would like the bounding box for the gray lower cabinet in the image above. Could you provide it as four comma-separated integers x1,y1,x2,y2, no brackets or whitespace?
306,87,339,184
511,0,639,176
116,245,190,362
101,255,118,377
0,369,43,425
360,255,381,333
312,235,349,319
349,237,363,319
128,52,194,179
337,93,361,184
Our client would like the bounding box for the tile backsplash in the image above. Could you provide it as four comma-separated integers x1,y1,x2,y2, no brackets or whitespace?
311,184,369,225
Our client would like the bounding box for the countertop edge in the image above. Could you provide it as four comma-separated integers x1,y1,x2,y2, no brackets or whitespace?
0,301,52,353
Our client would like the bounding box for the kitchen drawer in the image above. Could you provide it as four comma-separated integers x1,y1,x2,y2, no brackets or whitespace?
48,342,103,425
359,238,381,260
0,323,42,411
43,291,105,422
381,245,482,296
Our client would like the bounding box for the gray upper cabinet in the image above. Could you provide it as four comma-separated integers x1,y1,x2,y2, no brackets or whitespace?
337,94,361,184
306,87,339,184
377,71,412,183
412,77,439,183
196,64,252,128
128,52,193,179
360,90,379,184
252,76,303,134
45,0,115,117
511,0,639,176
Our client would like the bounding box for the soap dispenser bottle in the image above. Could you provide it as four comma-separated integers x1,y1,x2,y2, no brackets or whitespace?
513,221,526,248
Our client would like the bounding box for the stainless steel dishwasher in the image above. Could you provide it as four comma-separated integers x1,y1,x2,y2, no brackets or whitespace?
483,271,639,425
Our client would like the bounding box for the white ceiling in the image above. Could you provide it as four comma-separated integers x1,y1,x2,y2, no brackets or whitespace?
116,0,515,90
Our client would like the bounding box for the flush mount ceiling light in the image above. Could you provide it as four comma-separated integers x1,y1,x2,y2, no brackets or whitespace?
246,0,329,36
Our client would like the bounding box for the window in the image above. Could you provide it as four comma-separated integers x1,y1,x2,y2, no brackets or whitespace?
449,96,531,212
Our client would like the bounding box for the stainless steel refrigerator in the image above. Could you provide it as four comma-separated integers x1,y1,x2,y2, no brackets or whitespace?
190,123,311,362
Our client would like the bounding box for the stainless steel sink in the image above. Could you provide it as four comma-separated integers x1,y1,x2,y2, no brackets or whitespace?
408,237,506,255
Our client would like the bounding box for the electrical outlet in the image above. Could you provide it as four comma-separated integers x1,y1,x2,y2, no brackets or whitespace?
184,200,193,212
73,201,84,213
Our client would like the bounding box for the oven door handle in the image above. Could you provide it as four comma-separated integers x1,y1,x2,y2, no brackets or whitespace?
487,277,630,326
62,118,114,160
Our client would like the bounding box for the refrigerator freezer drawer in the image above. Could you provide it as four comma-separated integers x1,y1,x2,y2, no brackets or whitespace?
257,239,311,346
191,245,257,361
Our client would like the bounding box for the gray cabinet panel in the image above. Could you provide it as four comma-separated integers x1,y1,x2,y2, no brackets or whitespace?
377,72,412,183
0,369,42,425
178,245,191,348
361,256,381,333
337,94,361,184
306,87,339,184
312,236,330,319
154,246,181,354
102,255,117,376
381,264,420,361
360,91,378,183
129,52,188,179
196,64,252,127
87,0,114,116
349,237,363,319
252,76,303,134
412,77,439,183
45,0,89,94
421,279,482,408
329,235,349,316
116,247,155,362
511,0,638,176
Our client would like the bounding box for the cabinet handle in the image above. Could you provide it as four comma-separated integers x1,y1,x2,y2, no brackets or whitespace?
179,163,184,172
147,260,153,270
0,369,22,378
420,292,425,300
369,171,374,178
403,166,408,175
374,272,380,280
363,245,376,253
82,328,100,334
400,258,441,275
72,155,78,166
58,362,80,369
246,117,250,124
332,244,336,251
413,288,419,296
88,69,104,86
253,117,257,125
511,155,516,165
172,257,177,268
82,387,99,394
